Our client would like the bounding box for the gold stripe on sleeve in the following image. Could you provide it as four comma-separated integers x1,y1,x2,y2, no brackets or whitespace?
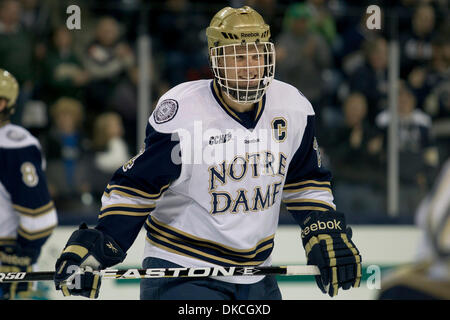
12,201,54,217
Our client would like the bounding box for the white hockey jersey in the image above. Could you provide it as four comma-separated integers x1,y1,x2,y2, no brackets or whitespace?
0,123,57,258
96,79,336,283
414,157,450,280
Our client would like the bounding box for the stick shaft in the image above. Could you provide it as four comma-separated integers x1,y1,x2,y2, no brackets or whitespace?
0,265,319,283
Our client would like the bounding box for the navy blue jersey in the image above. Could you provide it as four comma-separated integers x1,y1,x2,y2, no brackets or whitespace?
0,123,57,252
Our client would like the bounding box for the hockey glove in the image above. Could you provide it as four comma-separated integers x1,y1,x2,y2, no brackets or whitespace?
0,243,39,300
299,211,362,297
54,223,126,299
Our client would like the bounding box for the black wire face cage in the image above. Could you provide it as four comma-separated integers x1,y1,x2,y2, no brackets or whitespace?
210,42,275,104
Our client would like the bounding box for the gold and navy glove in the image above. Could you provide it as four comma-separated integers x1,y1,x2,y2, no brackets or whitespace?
0,244,39,300
54,223,126,299
299,211,362,297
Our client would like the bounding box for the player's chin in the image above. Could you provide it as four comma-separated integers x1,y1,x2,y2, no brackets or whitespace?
234,82,260,90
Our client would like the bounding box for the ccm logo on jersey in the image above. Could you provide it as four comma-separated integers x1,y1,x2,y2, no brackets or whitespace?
301,219,342,238
209,132,232,145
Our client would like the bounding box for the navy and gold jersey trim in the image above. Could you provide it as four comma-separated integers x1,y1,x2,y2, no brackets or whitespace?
0,238,16,246
283,180,332,193
17,224,57,241
211,80,266,129
283,198,336,212
103,184,169,200
12,201,55,217
145,216,274,266
98,203,156,219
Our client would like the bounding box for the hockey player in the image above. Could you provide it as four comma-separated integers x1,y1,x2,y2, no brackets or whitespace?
0,69,58,299
53,6,362,299
377,157,450,299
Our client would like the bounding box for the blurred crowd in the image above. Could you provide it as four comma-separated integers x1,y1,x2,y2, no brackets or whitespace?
0,0,448,222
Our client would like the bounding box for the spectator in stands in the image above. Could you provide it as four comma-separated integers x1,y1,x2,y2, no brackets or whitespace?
348,36,388,123
333,6,383,74
400,4,436,78
375,81,440,216
244,0,284,40
89,111,130,198
19,0,50,36
305,0,337,46
42,25,89,105
325,92,384,222
42,97,93,213
19,0,51,62
275,3,332,113
154,0,210,87
82,16,136,122
410,33,450,161
0,0,34,124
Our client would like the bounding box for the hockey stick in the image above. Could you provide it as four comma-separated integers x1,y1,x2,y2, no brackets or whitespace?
0,265,319,283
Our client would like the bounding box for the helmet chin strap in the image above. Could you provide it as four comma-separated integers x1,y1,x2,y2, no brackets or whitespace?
219,80,265,104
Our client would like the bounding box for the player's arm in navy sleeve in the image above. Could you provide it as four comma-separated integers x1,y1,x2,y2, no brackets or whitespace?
53,120,182,299
282,114,362,297
95,123,182,252
282,114,336,219
1,144,58,260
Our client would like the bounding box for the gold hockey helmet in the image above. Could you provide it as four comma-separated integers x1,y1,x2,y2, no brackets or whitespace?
0,69,19,110
206,6,275,104
206,6,271,50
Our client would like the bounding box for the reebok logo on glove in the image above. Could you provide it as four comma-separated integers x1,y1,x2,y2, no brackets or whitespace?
0,251,32,266
301,219,342,238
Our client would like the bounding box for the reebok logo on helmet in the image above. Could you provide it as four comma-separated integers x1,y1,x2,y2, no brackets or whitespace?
241,32,259,37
